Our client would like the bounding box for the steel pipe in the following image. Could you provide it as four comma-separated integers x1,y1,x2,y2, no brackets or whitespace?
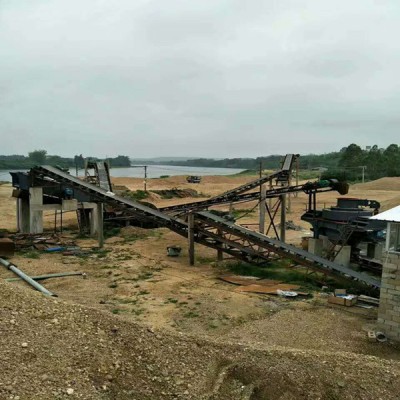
0,258,56,297
5,271,83,282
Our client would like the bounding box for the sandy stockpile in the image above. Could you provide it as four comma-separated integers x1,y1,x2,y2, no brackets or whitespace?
111,175,253,197
1,282,400,400
352,177,400,191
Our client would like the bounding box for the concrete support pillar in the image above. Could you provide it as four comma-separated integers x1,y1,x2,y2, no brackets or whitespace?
97,203,104,248
89,207,99,236
367,242,383,260
333,245,351,267
16,198,21,232
19,197,31,233
29,187,43,234
378,251,400,342
308,238,323,257
319,235,333,251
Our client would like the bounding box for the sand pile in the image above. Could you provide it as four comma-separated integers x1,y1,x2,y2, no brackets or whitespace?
1,281,400,399
352,177,400,191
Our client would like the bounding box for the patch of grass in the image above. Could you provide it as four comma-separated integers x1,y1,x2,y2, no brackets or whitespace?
121,189,149,201
223,260,379,295
196,256,215,264
231,208,256,219
183,311,199,318
297,170,321,180
108,282,118,289
115,297,138,305
92,248,111,256
100,264,119,269
111,309,121,314
138,272,153,280
104,224,121,239
223,260,320,289
21,250,40,259
132,308,145,316
116,254,133,260
165,298,178,304
138,290,149,296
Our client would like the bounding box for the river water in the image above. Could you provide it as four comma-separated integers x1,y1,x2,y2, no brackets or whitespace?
0,165,245,182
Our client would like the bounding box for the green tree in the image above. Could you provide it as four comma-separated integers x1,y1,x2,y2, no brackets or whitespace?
339,144,364,168
28,149,47,165
383,144,400,176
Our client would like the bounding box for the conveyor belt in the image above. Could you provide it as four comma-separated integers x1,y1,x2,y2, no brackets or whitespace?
194,212,381,288
205,153,296,198
161,179,349,214
95,162,112,191
159,155,297,214
30,166,379,287
31,166,186,233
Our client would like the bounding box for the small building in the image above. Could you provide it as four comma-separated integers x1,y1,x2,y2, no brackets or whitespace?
370,206,400,342
370,205,400,253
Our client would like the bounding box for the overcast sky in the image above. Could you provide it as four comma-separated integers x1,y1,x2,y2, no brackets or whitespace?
1,1,399,158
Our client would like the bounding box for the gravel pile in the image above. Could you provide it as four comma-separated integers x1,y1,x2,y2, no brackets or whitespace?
1,281,400,399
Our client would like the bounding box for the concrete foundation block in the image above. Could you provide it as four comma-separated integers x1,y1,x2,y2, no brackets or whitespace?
308,238,324,257
319,235,332,250
334,245,351,267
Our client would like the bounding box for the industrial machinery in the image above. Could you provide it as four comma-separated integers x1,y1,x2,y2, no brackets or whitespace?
301,198,386,268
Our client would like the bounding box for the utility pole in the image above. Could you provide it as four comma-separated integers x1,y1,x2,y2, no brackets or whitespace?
361,166,366,184
131,165,148,191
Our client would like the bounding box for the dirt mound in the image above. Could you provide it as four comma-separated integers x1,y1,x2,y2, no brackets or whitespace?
380,195,400,211
352,177,400,191
1,281,400,399
120,225,151,238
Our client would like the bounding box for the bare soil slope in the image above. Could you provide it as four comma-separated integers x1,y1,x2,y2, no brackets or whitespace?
1,281,400,400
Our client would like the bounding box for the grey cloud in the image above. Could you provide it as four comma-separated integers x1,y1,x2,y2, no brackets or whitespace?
0,0,399,158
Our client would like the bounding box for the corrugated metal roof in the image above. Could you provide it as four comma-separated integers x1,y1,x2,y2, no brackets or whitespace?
370,205,400,222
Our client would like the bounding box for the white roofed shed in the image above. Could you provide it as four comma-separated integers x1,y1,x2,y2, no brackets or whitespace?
370,206,400,253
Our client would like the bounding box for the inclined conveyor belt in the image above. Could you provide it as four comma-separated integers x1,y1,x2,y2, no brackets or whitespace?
32,166,186,232
195,211,381,288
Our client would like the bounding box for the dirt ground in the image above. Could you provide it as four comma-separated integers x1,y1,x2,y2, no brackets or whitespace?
1,175,400,399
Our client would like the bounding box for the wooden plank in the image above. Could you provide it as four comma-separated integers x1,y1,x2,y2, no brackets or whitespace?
234,283,301,294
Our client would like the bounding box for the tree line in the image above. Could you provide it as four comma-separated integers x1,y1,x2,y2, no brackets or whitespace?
0,150,131,170
157,143,400,182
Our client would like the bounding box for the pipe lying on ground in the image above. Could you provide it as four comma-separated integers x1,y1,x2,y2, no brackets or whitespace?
5,271,84,282
0,258,56,297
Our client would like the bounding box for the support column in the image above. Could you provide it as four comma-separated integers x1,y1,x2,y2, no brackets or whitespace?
97,203,104,248
29,187,43,234
188,213,195,266
19,197,30,233
89,207,99,236
280,194,286,243
217,228,223,262
259,185,266,234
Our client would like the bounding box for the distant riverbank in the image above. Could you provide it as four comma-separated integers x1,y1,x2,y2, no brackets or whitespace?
0,165,245,182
